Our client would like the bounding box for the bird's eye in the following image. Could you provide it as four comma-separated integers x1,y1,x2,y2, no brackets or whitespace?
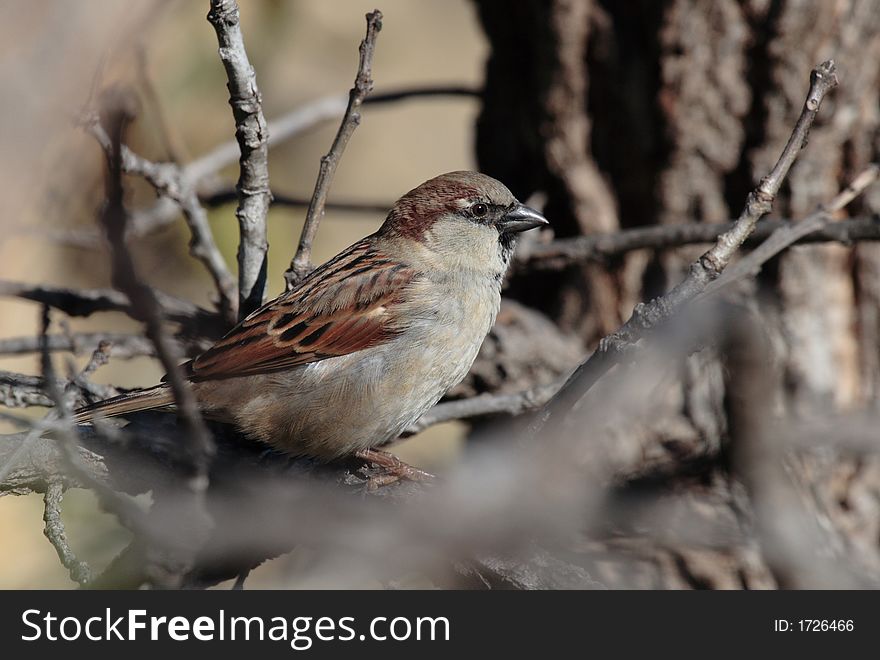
471,203,489,218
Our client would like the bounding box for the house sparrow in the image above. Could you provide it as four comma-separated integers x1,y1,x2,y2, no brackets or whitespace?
75,171,547,468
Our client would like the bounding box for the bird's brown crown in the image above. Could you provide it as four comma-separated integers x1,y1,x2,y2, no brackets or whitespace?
380,171,516,240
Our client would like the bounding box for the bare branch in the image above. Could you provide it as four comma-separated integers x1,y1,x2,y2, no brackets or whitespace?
207,0,271,319
534,60,839,431
284,10,384,288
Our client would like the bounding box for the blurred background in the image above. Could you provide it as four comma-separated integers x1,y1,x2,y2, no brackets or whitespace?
0,0,486,588
2,0,879,589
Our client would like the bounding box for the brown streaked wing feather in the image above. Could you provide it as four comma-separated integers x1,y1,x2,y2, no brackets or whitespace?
186,240,418,381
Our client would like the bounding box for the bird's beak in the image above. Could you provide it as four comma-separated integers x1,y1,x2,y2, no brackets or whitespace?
499,203,549,233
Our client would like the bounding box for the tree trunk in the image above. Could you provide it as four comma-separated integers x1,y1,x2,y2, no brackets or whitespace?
474,0,880,588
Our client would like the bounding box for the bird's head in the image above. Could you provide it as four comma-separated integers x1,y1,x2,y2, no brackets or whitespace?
380,171,548,275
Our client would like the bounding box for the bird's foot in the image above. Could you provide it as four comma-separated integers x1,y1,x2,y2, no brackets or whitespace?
355,448,435,489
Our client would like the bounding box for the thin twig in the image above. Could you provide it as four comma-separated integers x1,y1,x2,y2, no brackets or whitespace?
703,163,880,296
207,0,271,319
88,95,219,588
284,10,383,289
534,60,839,432
43,480,92,585
71,340,115,396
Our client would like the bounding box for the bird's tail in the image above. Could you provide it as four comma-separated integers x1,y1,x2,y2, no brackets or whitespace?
73,385,175,424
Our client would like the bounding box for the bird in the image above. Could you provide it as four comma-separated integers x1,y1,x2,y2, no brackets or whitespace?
74,171,547,477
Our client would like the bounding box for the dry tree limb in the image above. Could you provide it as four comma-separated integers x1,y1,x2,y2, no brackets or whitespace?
0,426,108,497
0,417,601,590
534,60,839,432
43,480,92,585
284,10,384,288
96,91,215,486
0,411,59,487
87,120,238,325
207,0,271,319
518,215,880,270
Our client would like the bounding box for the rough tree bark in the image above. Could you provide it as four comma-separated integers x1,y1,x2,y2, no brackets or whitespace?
474,0,880,587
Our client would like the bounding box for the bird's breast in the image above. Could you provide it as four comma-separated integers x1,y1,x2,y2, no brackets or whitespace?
204,276,502,459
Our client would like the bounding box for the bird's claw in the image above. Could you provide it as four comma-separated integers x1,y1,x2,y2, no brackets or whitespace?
355,448,435,489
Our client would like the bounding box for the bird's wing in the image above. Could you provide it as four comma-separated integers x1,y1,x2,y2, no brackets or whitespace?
183,240,419,381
